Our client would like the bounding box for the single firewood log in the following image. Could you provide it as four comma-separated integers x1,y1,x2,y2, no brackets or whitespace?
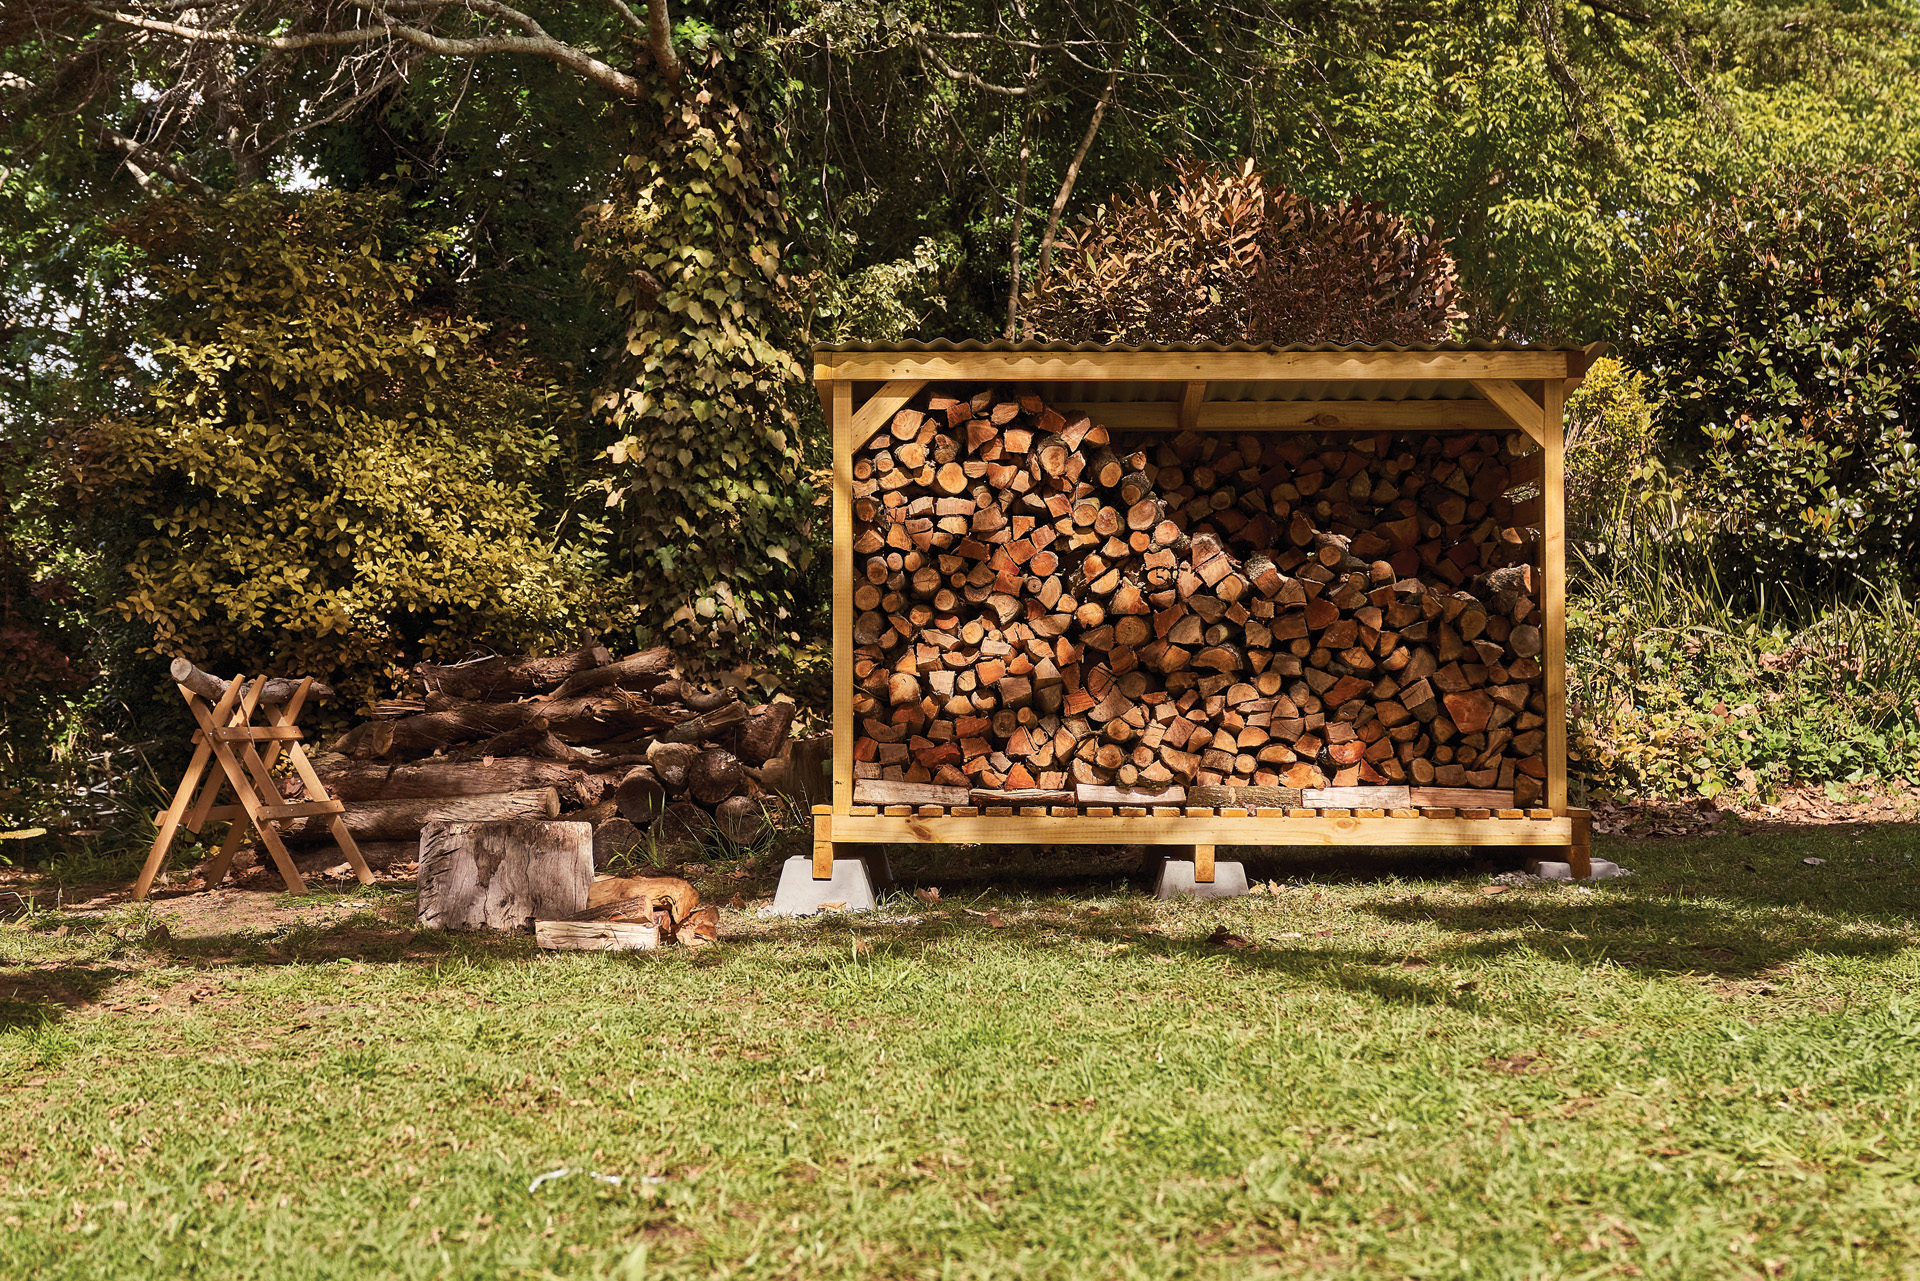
416,818,590,931
416,646,610,700
169,658,333,707
615,766,669,823
686,748,747,806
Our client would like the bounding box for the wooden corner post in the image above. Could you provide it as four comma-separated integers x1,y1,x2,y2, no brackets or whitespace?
828,376,855,879
1542,377,1568,815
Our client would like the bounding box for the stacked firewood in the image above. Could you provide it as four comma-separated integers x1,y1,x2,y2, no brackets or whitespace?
288,647,797,865
852,387,1551,808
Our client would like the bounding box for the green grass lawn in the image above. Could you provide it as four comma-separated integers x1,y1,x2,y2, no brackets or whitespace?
4,823,1919,1280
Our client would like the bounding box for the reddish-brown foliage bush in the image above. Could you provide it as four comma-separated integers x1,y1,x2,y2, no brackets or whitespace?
1026,161,1462,346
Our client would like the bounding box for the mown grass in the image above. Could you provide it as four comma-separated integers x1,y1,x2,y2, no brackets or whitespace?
3,824,1919,1280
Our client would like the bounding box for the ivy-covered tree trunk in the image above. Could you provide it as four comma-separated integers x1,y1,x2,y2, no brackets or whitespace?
577,48,813,660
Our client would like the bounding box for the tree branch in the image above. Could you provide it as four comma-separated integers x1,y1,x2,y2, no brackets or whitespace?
91,124,214,196
83,4,648,99
914,41,1038,97
644,0,680,81
1034,65,1118,289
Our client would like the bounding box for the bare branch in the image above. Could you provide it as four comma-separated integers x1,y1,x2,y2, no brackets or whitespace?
91,123,214,196
1034,64,1117,288
914,41,1038,97
83,3,648,99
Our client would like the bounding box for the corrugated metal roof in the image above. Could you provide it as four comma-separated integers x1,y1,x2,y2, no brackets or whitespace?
813,339,1592,354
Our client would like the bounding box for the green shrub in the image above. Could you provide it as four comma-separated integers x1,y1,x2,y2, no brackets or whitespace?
1569,537,1920,800
1562,356,1669,540
63,189,604,708
1626,163,1920,590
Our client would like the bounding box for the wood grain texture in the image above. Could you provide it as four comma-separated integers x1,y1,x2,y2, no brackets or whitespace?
1053,400,1514,433
828,814,1574,846
1543,376,1569,812
535,919,660,951
832,378,855,827
416,819,591,931
1468,379,1548,445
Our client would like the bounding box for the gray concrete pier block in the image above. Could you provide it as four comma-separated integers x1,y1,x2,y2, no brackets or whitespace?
1154,859,1250,900
769,855,878,916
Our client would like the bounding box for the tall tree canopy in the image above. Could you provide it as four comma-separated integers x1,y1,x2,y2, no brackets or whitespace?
3,0,1917,680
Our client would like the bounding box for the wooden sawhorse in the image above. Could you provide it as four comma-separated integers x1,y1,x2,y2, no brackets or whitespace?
134,668,373,899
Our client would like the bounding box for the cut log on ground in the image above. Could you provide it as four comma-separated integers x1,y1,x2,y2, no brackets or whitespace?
417,819,592,931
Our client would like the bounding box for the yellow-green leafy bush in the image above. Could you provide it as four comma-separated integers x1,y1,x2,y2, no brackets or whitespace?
1563,356,1669,538
65,189,603,705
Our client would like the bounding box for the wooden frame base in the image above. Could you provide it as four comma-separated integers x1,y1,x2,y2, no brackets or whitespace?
810,806,1591,885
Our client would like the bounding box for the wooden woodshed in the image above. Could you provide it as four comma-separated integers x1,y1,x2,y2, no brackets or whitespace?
809,342,1603,886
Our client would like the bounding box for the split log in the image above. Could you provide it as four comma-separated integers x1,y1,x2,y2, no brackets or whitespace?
416,818,591,931
584,874,699,925
1185,785,1303,808
535,919,660,951
853,780,971,807
646,741,698,793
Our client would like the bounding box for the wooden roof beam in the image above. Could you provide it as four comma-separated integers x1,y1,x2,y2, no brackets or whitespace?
1468,379,1547,446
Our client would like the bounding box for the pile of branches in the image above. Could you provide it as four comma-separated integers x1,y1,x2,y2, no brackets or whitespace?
287,645,800,867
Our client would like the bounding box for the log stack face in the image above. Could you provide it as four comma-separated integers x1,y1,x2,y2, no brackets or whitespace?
849,386,1551,808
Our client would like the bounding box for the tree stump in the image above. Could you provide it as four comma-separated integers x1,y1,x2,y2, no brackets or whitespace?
417,819,592,931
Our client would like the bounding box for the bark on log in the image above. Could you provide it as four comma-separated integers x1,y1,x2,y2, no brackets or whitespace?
284,787,560,842
739,701,797,765
416,647,611,699
658,701,751,745
170,658,333,707
614,767,668,824
313,758,583,803
714,795,772,844
545,648,675,699
687,749,747,806
416,819,591,931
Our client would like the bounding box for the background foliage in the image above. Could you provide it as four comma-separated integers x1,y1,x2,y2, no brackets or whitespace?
62,190,602,707
1625,164,1920,592
4,0,1920,820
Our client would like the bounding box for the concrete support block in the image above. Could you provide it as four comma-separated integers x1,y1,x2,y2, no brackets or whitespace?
770,854,878,915
1524,857,1627,881
1154,859,1249,900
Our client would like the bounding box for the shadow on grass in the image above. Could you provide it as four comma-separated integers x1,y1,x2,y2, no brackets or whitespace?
0,964,131,1030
